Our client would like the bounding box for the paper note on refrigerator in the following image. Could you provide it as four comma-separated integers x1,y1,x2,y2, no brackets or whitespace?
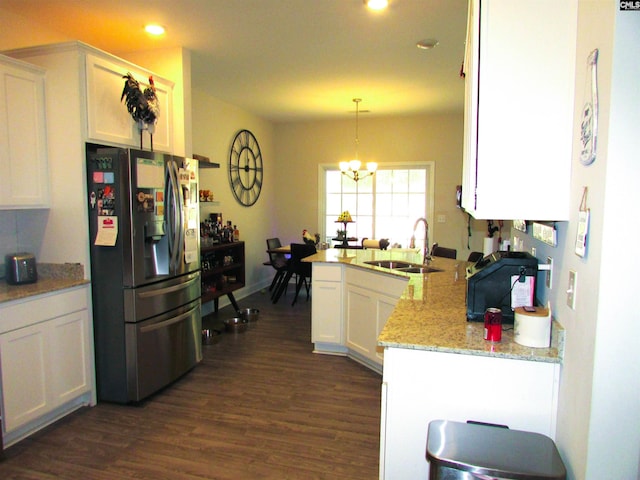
95,216,118,246
184,227,198,263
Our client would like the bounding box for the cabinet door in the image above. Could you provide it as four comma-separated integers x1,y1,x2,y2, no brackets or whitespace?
0,56,49,208
85,54,174,152
0,323,49,432
345,268,408,367
345,284,377,361
311,264,343,346
49,309,92,406
346,286,399,365
462,0,577,220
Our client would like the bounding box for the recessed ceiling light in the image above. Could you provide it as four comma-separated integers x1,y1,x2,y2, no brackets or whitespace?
364,0,389,11
416,39,439,50
144,24,165,36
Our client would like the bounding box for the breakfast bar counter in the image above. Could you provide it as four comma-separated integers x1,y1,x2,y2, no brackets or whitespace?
378,260,564,363
306,248,564,479
305,248,563,364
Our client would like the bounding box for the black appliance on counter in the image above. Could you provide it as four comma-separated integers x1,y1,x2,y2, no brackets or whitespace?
86,143,202,403
466,251,538,323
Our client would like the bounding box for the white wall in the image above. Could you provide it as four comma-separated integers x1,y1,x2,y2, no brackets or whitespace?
584,7,640,479
513,3,640,478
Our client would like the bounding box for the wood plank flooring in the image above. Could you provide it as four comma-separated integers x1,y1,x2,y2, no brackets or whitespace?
0,290,382,479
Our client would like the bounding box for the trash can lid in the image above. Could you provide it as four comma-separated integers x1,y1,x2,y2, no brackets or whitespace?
426,420,566,480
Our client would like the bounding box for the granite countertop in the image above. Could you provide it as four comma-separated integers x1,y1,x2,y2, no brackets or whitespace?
307,248,564,364
0,263,89,304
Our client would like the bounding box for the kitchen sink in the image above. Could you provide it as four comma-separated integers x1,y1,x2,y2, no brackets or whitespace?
364,260,412,269
395,266,443,274
363,260,442,274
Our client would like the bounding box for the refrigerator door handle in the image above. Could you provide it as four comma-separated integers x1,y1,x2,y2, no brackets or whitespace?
137,274,199,298
174,161,185,262
139,306,198,333
166,160,183,273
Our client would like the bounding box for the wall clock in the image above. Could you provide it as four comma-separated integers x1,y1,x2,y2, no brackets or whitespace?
228,129,263,206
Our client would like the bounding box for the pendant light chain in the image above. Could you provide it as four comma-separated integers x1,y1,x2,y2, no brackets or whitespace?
354,97,361,160
339,97,377,182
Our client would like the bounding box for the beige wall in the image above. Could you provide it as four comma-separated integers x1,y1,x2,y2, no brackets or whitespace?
191,88,277,312
511,3,640,478
558,3,639,478
272,112,488,258
189,102,486,307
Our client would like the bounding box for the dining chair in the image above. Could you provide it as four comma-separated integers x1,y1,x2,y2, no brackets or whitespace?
272,243,315,305
266,238,289,297
289,243,316,306
431,243,457,260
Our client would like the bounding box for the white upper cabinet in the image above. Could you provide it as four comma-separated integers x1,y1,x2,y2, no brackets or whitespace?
6,42,175,153
3,41,179,267
0,54,49,208
462,0,578,220
85,54,173,152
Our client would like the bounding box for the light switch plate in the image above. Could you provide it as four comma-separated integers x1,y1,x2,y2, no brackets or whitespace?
567,270,577,309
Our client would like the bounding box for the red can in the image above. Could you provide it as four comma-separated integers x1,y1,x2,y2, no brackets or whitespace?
484,308,502,342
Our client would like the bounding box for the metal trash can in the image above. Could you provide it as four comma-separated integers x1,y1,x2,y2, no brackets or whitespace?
426,420,566,480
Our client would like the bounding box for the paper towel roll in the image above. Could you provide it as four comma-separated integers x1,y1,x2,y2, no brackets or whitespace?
483,237,498,256
514,306,551,348
363,239,381,249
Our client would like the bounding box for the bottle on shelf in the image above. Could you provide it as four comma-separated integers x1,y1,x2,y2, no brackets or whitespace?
233,225,239,241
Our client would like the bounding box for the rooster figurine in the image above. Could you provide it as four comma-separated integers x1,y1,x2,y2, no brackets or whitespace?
121,72,160,149
302,229,318,246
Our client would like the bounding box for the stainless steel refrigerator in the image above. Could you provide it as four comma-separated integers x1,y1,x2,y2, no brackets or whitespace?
86,143,202,403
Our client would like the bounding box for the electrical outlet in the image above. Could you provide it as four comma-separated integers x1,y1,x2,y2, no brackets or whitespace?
437,214,446,223
546,256,553,289
567,270,577,309
531,247,536,257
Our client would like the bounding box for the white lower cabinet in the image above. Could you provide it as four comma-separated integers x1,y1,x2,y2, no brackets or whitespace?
310,264,408,371
311,264,345,354
0,286,95,447
345,268,408,372
379,347,560,479
0,322,49,432
345,285,398,368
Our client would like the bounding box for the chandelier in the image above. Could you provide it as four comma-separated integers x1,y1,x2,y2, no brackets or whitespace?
339,98,377,182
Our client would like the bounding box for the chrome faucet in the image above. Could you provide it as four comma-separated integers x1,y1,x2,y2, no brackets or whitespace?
409,217,430,264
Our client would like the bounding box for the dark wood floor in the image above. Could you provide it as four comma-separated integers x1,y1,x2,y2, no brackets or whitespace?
0,289,382,479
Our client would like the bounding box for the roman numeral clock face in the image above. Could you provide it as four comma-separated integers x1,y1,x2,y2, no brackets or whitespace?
228,129,263,206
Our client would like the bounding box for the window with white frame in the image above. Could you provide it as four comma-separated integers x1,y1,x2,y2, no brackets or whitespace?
321,163,433,249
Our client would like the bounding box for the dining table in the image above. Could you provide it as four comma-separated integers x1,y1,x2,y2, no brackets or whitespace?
266,245,291,254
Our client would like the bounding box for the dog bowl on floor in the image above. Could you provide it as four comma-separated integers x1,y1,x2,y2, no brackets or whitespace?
238,308,259,323
202,328,222,345
224,317,248,333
